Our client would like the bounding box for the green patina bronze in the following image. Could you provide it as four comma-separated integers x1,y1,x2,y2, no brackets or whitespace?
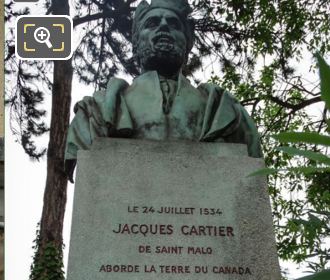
65,0,262,180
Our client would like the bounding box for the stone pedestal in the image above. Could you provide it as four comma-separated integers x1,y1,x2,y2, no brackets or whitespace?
67,138,281,280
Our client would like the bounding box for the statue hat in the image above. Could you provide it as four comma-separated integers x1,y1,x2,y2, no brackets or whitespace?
134,0,193,23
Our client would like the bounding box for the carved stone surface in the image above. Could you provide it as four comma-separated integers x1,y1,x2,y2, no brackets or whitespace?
67,138,280,280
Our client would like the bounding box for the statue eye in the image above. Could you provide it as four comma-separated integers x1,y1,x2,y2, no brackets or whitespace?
145,17,160,28
167,18,181,30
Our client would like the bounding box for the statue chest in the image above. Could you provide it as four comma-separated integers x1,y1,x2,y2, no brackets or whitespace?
123,85,207,141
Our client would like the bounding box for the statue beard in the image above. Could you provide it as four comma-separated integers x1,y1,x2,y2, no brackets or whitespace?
136,39,186,77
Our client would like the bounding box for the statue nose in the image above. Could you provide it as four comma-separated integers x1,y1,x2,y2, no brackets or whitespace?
158,18,169,31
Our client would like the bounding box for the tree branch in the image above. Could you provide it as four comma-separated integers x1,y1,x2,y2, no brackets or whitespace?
269,95,322,111
73,11,115,27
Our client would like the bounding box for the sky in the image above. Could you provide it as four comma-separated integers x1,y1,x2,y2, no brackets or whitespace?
4,1,328,280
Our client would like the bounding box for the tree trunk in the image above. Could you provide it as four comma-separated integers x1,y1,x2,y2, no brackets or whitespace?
30,0,72,279
39,58,72,248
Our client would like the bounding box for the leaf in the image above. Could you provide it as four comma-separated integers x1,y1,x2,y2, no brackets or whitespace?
287,166,330,174
316,53,330,109
273,132,330,146
310,209,330,217
247,168,277,177
249,166,330,177
295,269,330,280
308,213,323,227
291,218,309,226
276,146,330,165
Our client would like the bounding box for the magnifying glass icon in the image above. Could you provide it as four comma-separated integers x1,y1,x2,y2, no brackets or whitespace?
34,27,53,49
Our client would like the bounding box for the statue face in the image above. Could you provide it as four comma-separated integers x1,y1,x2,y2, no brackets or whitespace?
136,8,187,76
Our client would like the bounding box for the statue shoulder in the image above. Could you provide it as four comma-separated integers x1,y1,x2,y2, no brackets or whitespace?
73,77,130,114
73,94,101,114
197,82,238,103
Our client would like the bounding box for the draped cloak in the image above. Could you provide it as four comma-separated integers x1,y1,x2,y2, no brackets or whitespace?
65,71,262,180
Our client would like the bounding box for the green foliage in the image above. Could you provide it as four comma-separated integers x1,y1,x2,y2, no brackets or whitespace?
205,2,330,272
29,226,65,280
259,55,330,172
296,269,330,280
274,133,330,146
276,147,330,165
256,55,330,275
317,54,330,109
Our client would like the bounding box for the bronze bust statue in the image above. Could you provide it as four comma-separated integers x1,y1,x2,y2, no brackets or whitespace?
65,0,262,181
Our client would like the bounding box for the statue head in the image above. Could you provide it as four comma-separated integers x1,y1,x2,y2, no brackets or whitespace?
132,0,195,77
